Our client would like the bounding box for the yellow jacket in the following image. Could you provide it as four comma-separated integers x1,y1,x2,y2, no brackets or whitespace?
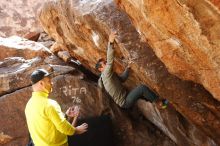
25,91,75,146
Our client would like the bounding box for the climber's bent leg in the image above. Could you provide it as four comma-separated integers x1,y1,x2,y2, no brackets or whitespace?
122,84,159,109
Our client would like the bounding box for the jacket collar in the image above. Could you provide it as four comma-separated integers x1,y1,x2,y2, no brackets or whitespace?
32,91,49,98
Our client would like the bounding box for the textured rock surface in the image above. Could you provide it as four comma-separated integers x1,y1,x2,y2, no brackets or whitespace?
0,133,12,145
0,73,176,146
37,32,55,48
209,0,220,9
0,57,48,96
0,36,52,60
0,0,46,37
0,86,32,146
39,0,220,145
23,32,41,41
115,0,220,102
137,100,217,146
0,56,75,96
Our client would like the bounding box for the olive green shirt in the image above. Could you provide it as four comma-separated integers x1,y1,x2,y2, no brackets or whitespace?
98,43,127,107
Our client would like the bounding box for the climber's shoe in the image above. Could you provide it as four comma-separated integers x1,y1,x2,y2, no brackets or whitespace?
161,99,169,109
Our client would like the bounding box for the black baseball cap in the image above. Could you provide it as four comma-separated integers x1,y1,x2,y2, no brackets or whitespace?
31,69,52,84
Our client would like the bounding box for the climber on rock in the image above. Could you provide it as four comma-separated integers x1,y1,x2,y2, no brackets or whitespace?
95,31,168,109
25,69,88,146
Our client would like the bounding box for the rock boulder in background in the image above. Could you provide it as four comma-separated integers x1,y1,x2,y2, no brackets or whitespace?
0,36,51,60
0,57,49,96
0,0,47,37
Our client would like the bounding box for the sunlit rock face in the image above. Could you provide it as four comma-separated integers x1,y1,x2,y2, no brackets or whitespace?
209,0,220,9
0,36,51,61
39,0,220,145
115,0,220,102
0,0,47,37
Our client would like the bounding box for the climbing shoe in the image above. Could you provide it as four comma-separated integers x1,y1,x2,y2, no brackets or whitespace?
161,99,169,109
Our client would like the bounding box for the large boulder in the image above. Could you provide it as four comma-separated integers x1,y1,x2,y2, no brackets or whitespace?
0,57,49,96
0,0,47,37
39,0,220,145
0,56,74,96
0,86,32,146
0,36,52,61
115,0,220,102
